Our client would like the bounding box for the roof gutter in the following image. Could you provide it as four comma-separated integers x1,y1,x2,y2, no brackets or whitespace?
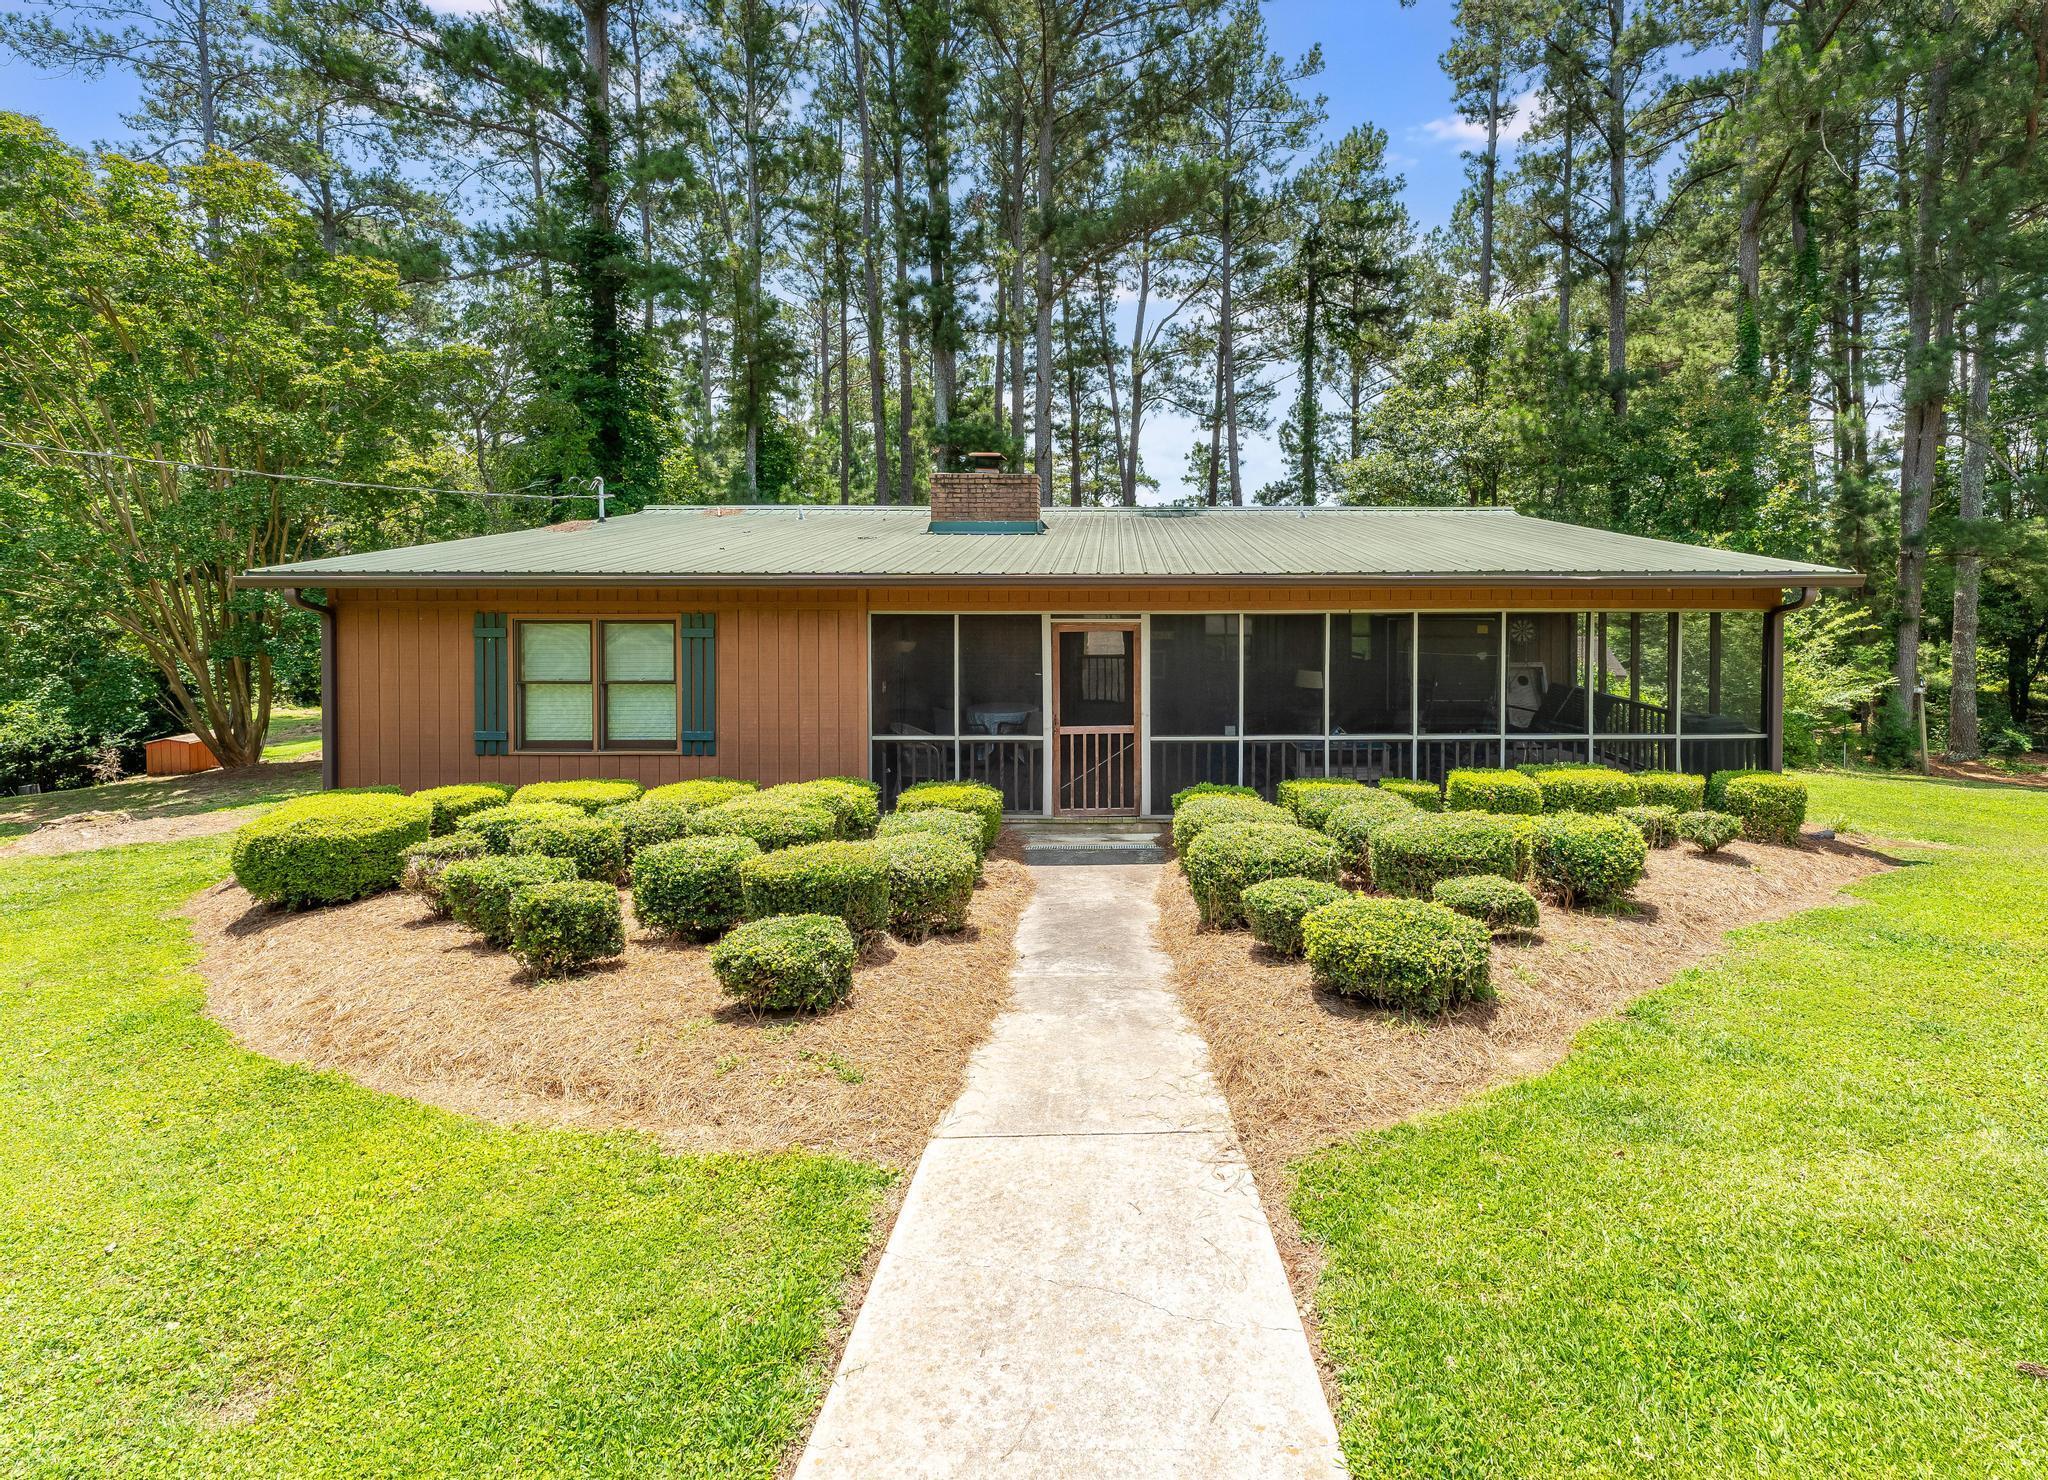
281,587,337,791
239,569,1866,592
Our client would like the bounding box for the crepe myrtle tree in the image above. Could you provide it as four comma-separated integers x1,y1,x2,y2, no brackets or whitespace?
0,115,461,765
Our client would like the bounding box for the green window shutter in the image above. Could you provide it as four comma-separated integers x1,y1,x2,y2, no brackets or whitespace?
679,613,716,756
474,613,509,755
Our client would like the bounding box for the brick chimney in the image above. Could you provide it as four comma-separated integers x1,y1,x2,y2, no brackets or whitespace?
928,470,1045,532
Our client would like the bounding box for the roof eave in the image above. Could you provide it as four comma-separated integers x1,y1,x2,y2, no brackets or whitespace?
238,568,1864,591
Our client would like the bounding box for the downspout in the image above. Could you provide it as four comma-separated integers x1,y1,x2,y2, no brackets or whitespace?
1763,586,1821,772
283,587,338,791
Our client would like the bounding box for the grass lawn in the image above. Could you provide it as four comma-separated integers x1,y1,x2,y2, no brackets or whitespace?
0,837,891,1476
260,705,323,762
0,761,322,837
1295,772,2048,1476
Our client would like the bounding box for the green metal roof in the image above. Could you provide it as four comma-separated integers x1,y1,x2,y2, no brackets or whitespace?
240,505,1860,589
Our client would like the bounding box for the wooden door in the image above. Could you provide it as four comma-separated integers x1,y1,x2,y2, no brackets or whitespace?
1053,625,1140,815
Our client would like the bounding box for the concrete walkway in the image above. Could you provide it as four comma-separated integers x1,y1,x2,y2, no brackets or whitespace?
796,822,1345,1479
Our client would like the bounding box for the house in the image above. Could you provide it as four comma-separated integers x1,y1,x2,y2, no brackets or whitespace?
239,474,1860,817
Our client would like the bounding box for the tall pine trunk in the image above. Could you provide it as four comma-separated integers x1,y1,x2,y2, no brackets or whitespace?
851,1,893,504
1947,313,1991,759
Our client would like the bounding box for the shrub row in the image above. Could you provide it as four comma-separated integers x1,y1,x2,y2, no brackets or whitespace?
412,782,513,835
510,778,643,813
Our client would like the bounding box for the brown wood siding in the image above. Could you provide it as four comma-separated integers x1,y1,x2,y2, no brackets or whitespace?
329,581,1783,790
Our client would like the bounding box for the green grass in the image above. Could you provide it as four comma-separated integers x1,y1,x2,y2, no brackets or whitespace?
0,760,321,831
0,837,890,1476
260,705,323,762
1296,772,2048,1476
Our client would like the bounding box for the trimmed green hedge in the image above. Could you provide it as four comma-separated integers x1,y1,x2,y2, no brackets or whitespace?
631,835,761,939
1380,779,1443,812
1170,781,1259,810
1432,873,1539,933
1276,777,1368,824
1618,803,1679,849
765,779,881,839
1301,896,1494,1013
232,792,433,909
1184,820,1343,929
611,798,700,856
1444,767,1544,816
872,833,978,940
645,777,758,809
442,854,579,946
509,879,625,976
411,783,515,835
895,781,1005,849
1295,782,1382,831
1711,769,1807,844
1368,812,1521,898
816,774,881,795
1321,791,1420,879
509,814,628,884
1634,770,1705,811
401,833,486,915
711,914,857,1011
738,841,891,939
875,808,987,870
688,793,838,851
1240,876,1346,956
1677,808,1742,854
1530,811,1647,906
1171,794,1292,855
1530,765,1639,815
459,801,585,854
509,779,644,813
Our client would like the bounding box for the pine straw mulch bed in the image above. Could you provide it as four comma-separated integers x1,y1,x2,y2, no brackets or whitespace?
1155,832,1895,1194
186,835,1032,1169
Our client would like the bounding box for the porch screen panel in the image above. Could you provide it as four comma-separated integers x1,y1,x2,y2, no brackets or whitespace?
1149,615,1238,735
1595,612,1676,735
1681,610,1765,776
871,615,956,737
960,617,1044,734
1417,615,1500,735
520,621,594,744
1329,614,1410,735
1243,615,1325,736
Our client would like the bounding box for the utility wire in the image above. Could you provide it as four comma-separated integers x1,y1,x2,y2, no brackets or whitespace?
0,437,595,504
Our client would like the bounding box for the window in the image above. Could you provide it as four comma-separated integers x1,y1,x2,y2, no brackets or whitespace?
516,619,681,751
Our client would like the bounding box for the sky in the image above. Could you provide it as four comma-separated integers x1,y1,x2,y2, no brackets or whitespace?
0,0,1498,503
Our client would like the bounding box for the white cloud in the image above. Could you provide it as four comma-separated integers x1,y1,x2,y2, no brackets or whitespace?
1416,88,1545,149
423,0,499,14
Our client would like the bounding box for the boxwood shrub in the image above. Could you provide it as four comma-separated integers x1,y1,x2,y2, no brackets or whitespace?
411,782,515,835
1320,790,1419,879
611,797,700,856
509,779,644,814
1710,770,1807,844
872,832,978,940
442,854,578,946
1431,873,1539,933
895,780,1005,849
688,793,838,851
1170,794,1291,855
231,792,433,909
1240,876,1347,956
711,913,857,1011
1634,770,1705,811
1530,811,1647,906
1300,896,1494,1013
401,833,486,915
631,834,761,939
1275,777,1367,824
509,814,628,884
816,774,882,795
1618,803,1680,849
1444,767,1544,815
1380,778,1443,812
1296,782,1384,831
1676,808,1742,854
459,801,585,854
876,807,987,869
1184,821,1343,928
1368,812,1520,898
766,779,881,839
1169,781,1259,810
645,777,757,808
509,879,625,976
1530,765,1639,814
738,841,891,939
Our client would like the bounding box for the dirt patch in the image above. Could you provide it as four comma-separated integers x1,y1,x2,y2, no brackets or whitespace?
1921,754,2048,789
187,838,1032,1168
2,803,273,857
1156,833,1893,1191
